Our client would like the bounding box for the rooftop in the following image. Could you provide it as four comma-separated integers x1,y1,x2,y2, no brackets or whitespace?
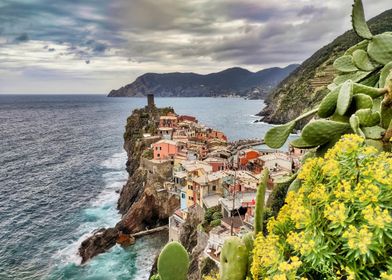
154,139,178,146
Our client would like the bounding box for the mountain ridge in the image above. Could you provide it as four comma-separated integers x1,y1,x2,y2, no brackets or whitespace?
108,64,298,99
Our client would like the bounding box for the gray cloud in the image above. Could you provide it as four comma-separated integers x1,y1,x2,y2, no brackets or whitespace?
14,33,29,42
0,0,390,93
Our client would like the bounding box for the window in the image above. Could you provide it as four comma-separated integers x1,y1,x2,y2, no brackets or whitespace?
157,153,160,158
181,193,185,199
212,185,216,191
188,196,193,200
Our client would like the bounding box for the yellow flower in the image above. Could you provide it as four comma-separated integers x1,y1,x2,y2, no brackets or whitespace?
381,272,392,280
333,180,352,201
342,225,373,254
324,201,347,225
321,159,340,177
362,205,392,229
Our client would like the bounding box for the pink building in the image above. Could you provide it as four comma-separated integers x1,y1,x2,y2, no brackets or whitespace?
152,139,179,160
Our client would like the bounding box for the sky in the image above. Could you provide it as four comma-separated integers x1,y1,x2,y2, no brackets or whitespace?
0,0,390,94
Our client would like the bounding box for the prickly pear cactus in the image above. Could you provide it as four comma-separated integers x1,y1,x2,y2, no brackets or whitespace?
264,0,392,153
254,168,268,234
157,241,189,280
220,236,249,280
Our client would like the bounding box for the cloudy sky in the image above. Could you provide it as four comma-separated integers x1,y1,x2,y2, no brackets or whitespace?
0,0,389,94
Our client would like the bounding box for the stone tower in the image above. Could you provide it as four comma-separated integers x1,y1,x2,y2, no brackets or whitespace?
147,94,155,111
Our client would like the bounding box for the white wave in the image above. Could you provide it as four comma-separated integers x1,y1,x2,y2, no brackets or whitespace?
52,151,128,266
100,152,127,170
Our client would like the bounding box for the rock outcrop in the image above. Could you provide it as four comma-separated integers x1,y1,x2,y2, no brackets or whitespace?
78,105,179,263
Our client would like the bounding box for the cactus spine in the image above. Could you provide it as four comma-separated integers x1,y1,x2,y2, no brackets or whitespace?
157,241,189,280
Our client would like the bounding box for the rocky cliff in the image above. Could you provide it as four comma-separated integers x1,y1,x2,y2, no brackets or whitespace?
79,105,179,263
259,9,392,126
108,65,298,99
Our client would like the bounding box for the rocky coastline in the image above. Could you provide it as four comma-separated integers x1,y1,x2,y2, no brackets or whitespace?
78,104,180,264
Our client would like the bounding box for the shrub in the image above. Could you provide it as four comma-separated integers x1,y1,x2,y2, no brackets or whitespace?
210,219,221,227
212,211,223,220
251,135,392,280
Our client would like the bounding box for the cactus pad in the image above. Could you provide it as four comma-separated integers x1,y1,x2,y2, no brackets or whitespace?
381,100,392,129
352,94,373,110
355,109,381,127
379,62,392,88
333,70,370,85
157,242,189,280
337,80,354,115
220,237,249,280
318,87,339,118
362,126,385,140
255,169,268,234
350,115,365,137
333,55,358,73
290,137,317,148
264,121,296,149
302,120,350,146
352,49,376,71
353,83,386,98
351,0,373,39
345,40,369,56
367,33,392,65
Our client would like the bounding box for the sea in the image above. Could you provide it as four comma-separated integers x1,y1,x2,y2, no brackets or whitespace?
0,95,286,280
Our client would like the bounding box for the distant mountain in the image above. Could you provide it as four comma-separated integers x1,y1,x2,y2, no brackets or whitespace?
259,9,392,125
108,64,298,99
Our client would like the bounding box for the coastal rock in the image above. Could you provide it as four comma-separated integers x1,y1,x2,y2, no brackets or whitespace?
79,105,179,263
78,228,118,264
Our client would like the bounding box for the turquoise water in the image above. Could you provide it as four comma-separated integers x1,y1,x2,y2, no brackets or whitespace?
0,95,279,280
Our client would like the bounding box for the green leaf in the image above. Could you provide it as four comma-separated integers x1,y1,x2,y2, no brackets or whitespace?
264,121,296,149
367,33,392,65
352,49,376,71
302,120,350,146
362,126,385,140
379,61,392,88
351,0,372,39
333,55,358,73
337,80,354,115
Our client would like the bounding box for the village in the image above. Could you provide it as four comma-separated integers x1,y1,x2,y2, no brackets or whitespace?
139,95,305,265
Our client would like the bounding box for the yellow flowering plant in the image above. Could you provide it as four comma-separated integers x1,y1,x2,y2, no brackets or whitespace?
252,135,392,280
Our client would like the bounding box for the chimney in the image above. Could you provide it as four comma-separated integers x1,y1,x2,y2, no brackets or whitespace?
147,94,155,111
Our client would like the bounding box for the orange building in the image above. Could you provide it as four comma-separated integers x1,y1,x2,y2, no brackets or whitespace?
239,149,261,167
152,139,179,160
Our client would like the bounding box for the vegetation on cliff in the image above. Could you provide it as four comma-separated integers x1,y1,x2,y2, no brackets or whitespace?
260,8,392,126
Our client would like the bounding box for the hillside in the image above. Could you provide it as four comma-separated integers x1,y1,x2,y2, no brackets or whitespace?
259,9,392,125
108,65,298,99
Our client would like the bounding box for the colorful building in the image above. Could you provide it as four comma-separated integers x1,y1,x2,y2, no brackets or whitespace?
152,139,179,160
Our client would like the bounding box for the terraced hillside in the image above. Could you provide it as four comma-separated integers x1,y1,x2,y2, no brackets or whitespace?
259,9,392,126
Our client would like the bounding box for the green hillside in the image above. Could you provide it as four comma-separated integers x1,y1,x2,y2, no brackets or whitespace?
260,9,392,126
